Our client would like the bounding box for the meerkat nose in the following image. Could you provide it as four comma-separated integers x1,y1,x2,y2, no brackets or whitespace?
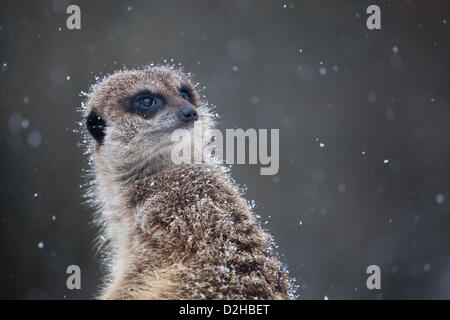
179,105,199,123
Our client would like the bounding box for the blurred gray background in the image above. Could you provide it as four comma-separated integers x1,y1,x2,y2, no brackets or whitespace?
1,0,449,299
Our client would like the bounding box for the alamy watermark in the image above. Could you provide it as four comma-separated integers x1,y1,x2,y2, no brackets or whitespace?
366,265,381,290
66,5,81,30
65,4,381,33
366,5,381,30
66,265,81,290
170,121,280,176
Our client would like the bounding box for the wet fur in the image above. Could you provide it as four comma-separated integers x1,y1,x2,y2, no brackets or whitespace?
81,65,292,299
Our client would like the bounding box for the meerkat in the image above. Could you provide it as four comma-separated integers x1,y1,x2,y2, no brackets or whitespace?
82,65,292,300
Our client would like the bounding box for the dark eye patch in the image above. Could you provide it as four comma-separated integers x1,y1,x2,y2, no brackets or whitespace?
123,90,166,118
180,85,194,104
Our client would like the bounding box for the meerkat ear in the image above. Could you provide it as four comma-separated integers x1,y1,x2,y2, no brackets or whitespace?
86,111,106,145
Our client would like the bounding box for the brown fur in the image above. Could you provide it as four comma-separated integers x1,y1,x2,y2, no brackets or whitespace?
82,65,292,299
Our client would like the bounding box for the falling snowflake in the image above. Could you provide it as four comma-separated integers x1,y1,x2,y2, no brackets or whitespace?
435,193,445,204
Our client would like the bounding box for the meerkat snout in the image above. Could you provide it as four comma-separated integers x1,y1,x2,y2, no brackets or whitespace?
179,104,198,123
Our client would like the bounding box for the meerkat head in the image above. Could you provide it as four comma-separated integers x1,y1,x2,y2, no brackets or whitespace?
84,65,213,181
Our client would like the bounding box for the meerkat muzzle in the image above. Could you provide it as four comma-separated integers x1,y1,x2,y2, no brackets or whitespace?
179,105,199,123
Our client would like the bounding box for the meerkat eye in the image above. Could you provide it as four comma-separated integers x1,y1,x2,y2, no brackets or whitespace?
124,90,166,118
180,86,194,104
137,96,156,109
180,91,191,102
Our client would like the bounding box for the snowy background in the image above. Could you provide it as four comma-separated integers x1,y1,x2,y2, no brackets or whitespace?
1,0,449,299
